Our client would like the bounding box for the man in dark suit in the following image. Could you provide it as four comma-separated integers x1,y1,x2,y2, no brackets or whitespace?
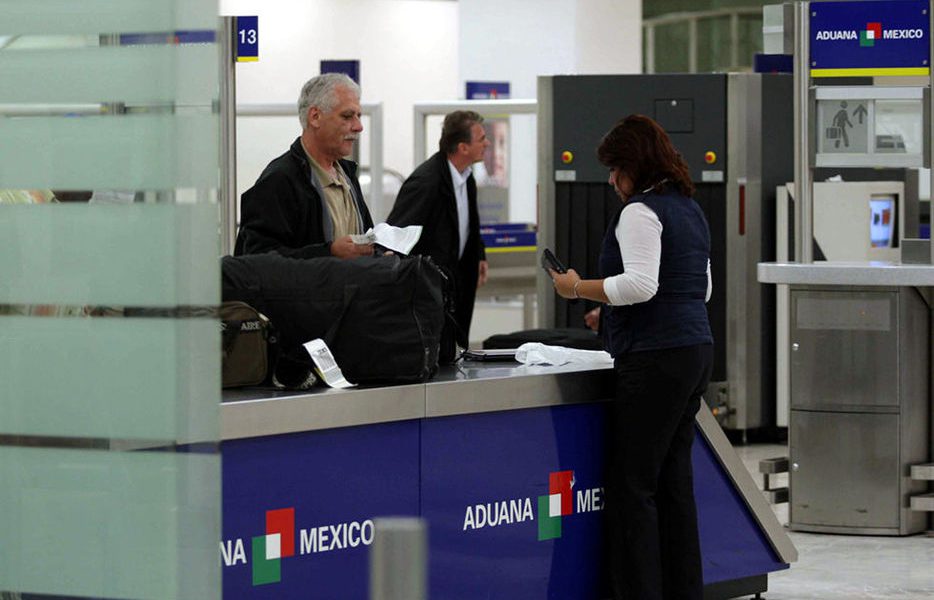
388,110,490,356
235,73,374,259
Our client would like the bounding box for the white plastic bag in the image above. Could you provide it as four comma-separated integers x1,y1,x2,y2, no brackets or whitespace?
514,342,613,367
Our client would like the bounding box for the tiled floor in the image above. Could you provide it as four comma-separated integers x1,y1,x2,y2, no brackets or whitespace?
733,443,934,599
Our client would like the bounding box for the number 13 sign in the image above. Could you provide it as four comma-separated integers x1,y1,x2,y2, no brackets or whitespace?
236,16,259,62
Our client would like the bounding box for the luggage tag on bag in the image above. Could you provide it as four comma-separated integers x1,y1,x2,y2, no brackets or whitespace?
303,338,356,388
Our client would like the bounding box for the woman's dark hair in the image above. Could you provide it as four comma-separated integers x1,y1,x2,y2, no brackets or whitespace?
596,114,695,197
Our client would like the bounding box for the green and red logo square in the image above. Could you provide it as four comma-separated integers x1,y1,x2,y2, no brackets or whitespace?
861,22,882,46
538,470,574,541
252,507,295,586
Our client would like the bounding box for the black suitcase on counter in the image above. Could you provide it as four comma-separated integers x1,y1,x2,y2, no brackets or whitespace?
222,253,446,384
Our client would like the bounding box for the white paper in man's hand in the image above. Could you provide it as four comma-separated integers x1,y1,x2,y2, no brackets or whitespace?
362,222,423,255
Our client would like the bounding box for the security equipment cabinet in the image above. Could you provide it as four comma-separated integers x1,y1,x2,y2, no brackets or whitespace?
789,285,930,534
538,73,794,435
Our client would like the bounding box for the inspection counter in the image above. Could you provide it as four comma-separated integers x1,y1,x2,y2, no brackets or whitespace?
220,362,795,599
759,261,933,536
758,260,934,287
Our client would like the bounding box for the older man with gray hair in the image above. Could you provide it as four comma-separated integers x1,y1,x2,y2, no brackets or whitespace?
235,73,374,259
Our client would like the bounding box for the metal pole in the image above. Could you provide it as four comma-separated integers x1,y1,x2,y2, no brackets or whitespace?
730,11,739,69
646,25,655,74
369,517,427,600
219,16,238,256
793,1,812,263
929,0,934,264
688,17,698,73
537,77,556,329
368,102,386,222
413,106,427,170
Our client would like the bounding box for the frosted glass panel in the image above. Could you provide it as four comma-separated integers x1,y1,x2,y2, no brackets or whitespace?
0,317,218,441
0,448,220,599
0,45,217,105
2,1,221,597
0,204,219,306
0,0,217,35
0,114,218,189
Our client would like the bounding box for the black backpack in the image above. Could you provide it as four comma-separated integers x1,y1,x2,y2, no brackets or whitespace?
222,253,446,384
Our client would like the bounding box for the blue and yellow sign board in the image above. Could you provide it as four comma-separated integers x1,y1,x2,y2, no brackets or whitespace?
810,0,929,77
235,16,259,63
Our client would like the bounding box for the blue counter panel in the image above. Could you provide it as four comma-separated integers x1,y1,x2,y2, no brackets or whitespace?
421,404,607,600
693,433,789,583
220,421,421,599
421,403,787,600
218,403,787,598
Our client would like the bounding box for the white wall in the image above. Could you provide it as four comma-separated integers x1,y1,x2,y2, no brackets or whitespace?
226,0,641,224
226,0,459,212
458,0,642,223
574,0,643,74
457,0,642,95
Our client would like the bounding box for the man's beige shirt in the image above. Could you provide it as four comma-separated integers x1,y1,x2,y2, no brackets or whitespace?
304,149,361,238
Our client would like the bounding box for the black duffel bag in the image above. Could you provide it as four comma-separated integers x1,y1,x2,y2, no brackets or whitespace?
221,253,446,384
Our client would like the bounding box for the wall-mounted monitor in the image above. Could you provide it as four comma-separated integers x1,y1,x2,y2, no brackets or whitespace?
869,195,896,249
812,181,904,262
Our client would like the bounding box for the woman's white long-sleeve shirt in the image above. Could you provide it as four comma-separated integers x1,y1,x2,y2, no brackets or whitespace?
602,202,712,306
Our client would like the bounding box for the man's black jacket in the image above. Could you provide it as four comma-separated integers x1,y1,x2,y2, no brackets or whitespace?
387,151,486,346
234,137,373,258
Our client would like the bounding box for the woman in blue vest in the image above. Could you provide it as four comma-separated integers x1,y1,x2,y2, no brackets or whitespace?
550,114,713,600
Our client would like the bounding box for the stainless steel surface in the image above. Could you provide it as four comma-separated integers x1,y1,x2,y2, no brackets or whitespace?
537,76,556,330
369,518,427,600
776,184,792,428
814,154,925,169
904,169,921,240
788,285,930,535
725,74,766,430
930,3,934,266
425,364,614,418
695,402,798,564
791,411,900,532
221,383,425,441
220,16,237,256
911,463,934,480
221,364,614,440
910,493,934,511
791,289,898,412
759,261,934,286
793,1,812,263
815,87,925,101
759,456,789,474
